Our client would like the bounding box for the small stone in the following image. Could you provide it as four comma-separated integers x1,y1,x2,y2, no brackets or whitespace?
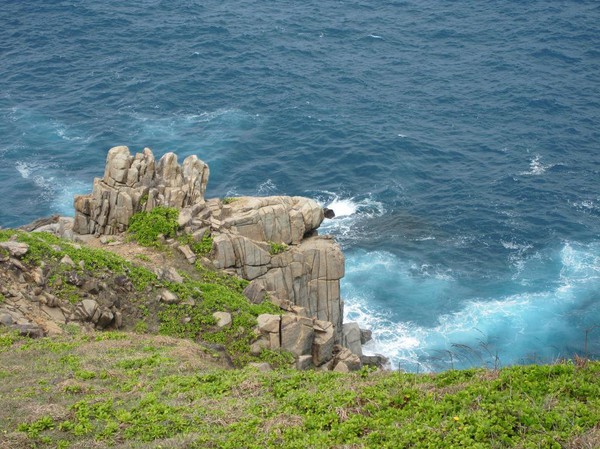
0,313,14,326
96,310,114,329
296,355,313,370
60,255,75,266
323,208,335,219
82,279,100,295
248,362,272,372
114,311,123,329
156,267,184,284
178,245,197,264
66,271,83,286
158,289,180,304
212,311,232,329
80,299,99,319
333,361,350,373
0,241,29,257
250,338,269,355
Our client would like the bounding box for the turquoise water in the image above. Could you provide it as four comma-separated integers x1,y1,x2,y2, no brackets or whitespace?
1,0,599,370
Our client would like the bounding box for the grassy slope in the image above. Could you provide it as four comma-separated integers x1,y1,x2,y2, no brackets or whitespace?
1,225,599,448
0,330,599,449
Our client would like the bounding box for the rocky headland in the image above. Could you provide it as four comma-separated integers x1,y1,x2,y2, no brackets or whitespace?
0,146,387,372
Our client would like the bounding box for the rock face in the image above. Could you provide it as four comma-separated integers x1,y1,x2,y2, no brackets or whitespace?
73,146,209,235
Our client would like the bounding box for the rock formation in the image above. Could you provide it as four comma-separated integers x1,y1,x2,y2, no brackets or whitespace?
73,146,209,235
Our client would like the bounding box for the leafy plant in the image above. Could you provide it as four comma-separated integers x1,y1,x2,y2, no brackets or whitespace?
268,241,288,255
179,233,213,256
128,206,179,247
222,197,238,205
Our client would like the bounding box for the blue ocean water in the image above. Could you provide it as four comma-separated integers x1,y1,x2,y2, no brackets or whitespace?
1,0,599,370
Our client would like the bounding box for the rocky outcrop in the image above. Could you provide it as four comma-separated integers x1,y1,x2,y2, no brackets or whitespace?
64,146,368,370
73,146,209,235
209,197,344,334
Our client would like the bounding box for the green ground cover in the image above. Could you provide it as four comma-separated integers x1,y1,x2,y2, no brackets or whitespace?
0,330,598,449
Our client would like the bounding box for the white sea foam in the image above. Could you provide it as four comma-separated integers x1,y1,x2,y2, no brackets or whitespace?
368,34,383,39
316,193,385,246
519,155,557,176
343,241,600,371
15,161,33,178
257,179,278,196
327,197,358,217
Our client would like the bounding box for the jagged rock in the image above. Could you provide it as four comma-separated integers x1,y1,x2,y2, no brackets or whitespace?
312,320,335,366
178,245,197,264
8,258,26,271
323,208,335,219
334,346,362,372
342,322,363,356
18,215,60,232
212,233,271,280
361,354,390,369
333,361,351,373
40,292,59,308
73,146,210,235
257,314,280,334
77,299,99,321
243,281,268,303
158,289,180,304
0,241,29,257
82,279,100,295
96,310,114,329
66,271,84,286
360,328,373,345
212,311,232,329
280,315,314,357
296,355,313,370
253,235,345,334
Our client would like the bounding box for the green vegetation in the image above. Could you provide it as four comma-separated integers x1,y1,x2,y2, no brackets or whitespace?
268,241,288,255
179,233,214,257
1,330,598,449
222,197,238,205
0,229,158,291
128,206,179,247
157,271,280,366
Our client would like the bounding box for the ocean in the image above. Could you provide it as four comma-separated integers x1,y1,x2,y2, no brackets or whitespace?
1,0,599,371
